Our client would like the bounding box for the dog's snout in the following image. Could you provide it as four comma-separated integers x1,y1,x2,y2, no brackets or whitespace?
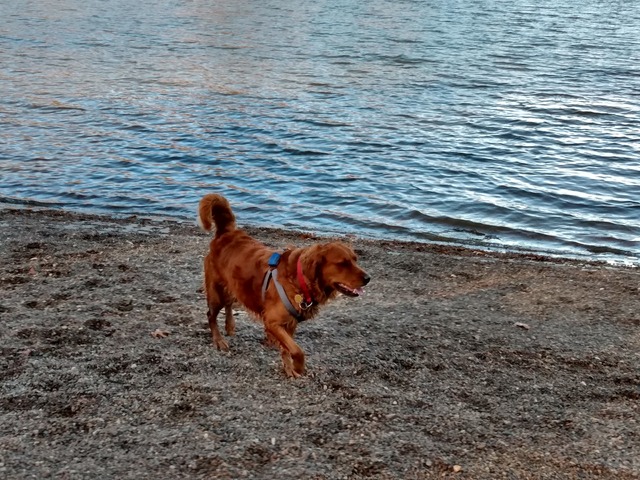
362,273,371,285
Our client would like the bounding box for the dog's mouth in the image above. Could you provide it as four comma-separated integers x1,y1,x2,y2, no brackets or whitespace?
336,283,364,297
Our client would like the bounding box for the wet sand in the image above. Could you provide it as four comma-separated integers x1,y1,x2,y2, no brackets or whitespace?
1,207,639,479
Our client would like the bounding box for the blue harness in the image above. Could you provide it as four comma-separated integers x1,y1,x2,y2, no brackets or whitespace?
261,252,304,321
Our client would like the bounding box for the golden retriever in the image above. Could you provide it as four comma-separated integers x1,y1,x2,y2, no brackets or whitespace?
198,193,370,378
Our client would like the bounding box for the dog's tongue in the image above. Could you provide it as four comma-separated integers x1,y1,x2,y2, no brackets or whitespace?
355,287,365,296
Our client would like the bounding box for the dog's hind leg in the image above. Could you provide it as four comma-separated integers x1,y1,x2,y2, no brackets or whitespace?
224,303,235,337
207,304,229,351
205,274,232,350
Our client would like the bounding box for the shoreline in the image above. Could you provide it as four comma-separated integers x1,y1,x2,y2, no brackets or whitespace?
1,206,639,479
0,201,640,268
1,202,635,268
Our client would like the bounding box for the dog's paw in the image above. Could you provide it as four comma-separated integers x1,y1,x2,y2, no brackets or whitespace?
214,338,230,351
283,362,305,379
284,366,302,379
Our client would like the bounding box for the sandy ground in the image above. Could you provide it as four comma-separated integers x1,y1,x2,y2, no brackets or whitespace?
1,206,639,479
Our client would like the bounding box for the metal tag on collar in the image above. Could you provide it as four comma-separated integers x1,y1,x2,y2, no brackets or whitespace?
268,252,281,268
295,294,313,310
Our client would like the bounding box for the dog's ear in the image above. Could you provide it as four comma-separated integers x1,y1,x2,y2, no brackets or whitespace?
300,245,326,282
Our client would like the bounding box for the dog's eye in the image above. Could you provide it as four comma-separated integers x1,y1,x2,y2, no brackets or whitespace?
338,259,351,267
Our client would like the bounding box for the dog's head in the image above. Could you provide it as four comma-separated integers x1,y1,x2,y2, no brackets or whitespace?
305,242,370,298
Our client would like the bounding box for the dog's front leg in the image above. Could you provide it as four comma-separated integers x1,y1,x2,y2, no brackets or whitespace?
280,350,298,379
265,323,305,378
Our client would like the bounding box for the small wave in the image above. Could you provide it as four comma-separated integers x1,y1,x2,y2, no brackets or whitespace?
27,100,86,112
365,53,428,66
297,118,351,128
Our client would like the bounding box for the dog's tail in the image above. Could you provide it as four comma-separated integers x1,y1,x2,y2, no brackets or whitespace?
197,194,236,237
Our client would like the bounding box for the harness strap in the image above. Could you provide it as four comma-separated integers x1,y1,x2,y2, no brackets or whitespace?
271,269,302,320
261,255,304,321
260,267,272,300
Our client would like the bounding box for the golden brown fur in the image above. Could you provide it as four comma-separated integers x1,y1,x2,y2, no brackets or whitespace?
198,193,370,378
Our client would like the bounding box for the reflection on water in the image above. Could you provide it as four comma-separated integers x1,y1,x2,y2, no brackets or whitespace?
1,0,639,263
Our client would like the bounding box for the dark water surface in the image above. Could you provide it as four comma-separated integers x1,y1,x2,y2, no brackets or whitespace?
1,0,639,263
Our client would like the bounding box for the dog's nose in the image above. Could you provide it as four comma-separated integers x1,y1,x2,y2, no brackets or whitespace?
362,273,371,285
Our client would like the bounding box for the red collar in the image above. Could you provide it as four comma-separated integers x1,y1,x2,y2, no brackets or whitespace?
296,258,314,308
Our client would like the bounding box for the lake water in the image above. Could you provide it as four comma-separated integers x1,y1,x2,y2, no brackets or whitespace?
1,0,639,264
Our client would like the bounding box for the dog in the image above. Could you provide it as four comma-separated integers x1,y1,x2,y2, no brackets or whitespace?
198,193,370,378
